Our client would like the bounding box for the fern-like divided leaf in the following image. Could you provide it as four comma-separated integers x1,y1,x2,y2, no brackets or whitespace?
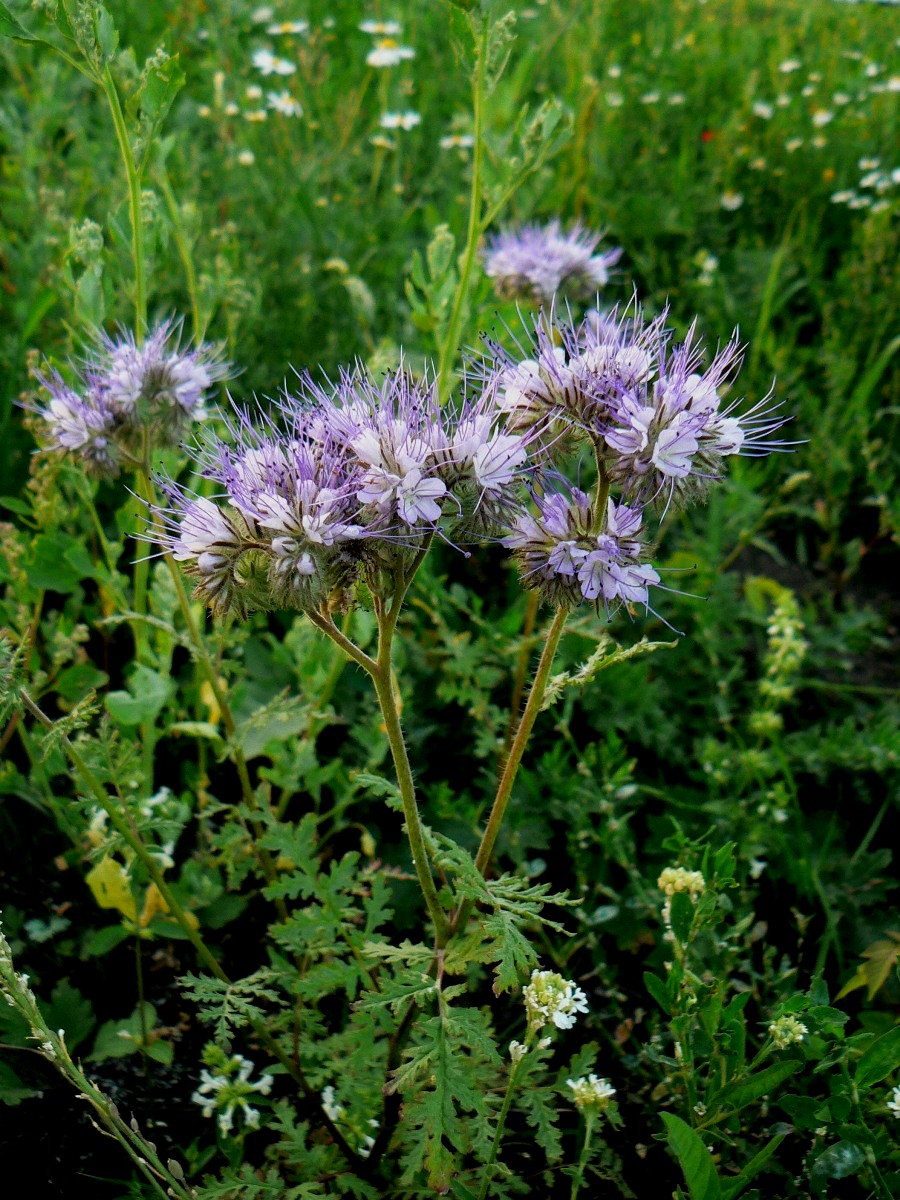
540,633,677,712
180,968,284,1045
392,996,502,1194
433,835,573,993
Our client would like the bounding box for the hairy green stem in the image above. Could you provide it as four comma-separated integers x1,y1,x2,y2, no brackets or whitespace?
157,166,204,342
473,605,569,879
477,1058,523,1200
308,586,450,945
437,16,488,403
101,65,146,338
570,1111,595,1200
372,625,451,945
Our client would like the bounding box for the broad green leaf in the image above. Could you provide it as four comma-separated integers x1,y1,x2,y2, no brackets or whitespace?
41,980,96,1052
809,1141,865,1183
661,1113,722,1200
670,891,696,945
709,1060,801,1113
643,971,673,1015
106,664,174,726
855,1023,900,1088
0,1061,36,1106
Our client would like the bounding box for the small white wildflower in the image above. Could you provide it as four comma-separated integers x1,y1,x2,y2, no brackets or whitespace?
752,101,774,119
537,1036,552,1050
606,91,624,108
567,1074,616,1113
864,63,883,79
197,104,212,118
779,59,802,73
640,91,660,105
776,93,791,107
887,1085,900,1117
366,39,414,68
749,858,768,879
359,19,402,36
847,194,872,209
509,1040,527,1063
380,110,421,130
785,137,803,152
859,170,883,189
859,156,881,170
811,134,828,149
833,92,851,106
244,108,268,122
720,190,744,211
769,1015,808,1048
252,49,296,76
250,5,274,22
224,102,240,117
267,90,303,117
245,84,263,100
266,20,309,35
668,92,685,105
439,133,475,150
369,134,395,150
801,84,815,98
321,1084,345,1123
237,149,256,166
812,109,834,128
523,969,589,1033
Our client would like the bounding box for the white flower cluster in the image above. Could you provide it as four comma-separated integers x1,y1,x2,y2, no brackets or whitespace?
567,1074,616,1113
768,1015,808,1049
191,1054,273,1135
523,969,589,1032
887,1085,900,1118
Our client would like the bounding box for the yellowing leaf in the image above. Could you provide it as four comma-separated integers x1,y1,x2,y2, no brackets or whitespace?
836,932,900,1001
86,857,137,922
200,680,221,725
138,882,170,929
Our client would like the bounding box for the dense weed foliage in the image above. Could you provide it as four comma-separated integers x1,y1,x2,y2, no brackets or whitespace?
0,1,898,1197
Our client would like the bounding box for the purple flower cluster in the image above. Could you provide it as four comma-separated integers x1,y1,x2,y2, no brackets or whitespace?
153,366,536,615
482,220,623,304
477,301,789,612
487,303,788,511
148,300,788,623
34,322,229,477
506,490,660,614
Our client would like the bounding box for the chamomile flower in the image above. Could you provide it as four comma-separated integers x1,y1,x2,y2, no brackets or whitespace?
252,49,296,76
380,110,421,130
267,90,303,116
366,38,414,68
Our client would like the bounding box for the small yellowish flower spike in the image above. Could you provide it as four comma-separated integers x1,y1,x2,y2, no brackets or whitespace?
769,1015,808,1048
523,969,589,1033
657,867,706,899
567,1074,616,1113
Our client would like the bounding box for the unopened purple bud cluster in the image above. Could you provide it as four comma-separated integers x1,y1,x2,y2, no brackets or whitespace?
34,322,229,477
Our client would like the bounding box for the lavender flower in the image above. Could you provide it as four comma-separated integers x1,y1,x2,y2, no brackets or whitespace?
504,491,660,613
34,369,119,475
483,220,623,304
33,321,229,476
483,302,789,511
152,364,537,616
